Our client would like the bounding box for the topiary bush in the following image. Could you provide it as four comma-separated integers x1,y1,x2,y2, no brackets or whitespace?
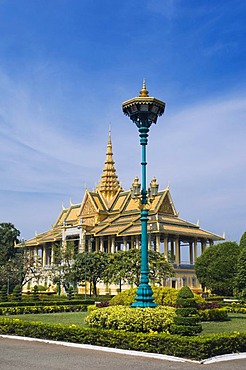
86,305,176,333
0,285,8,302
12,285,22,302
67,286,74,300
170,286,202,336
32,285,39,301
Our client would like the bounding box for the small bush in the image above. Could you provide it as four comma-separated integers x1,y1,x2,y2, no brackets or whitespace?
87,305,98,313
86,305,176,333
32,285,39,301
198,308,228,322
170,287,202,336
110,288,136,306
0,285,8,302
12,285,22,302
67,287,74,301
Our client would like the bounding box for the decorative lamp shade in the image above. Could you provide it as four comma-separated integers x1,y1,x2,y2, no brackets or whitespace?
122,81,165,128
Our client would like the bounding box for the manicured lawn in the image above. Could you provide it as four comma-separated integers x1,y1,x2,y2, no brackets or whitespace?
11,312,88,327
200,313,246,335
9,312,246,335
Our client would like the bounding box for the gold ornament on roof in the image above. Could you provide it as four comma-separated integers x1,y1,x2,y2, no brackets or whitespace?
96,130,122,202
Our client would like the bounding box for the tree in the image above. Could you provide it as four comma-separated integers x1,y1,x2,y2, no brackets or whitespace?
0,223,20,266
49,241,77,294
105,249,174,288
72,252,109,296
234,233,246,299
149,250,174,285
239,232,246,249
195,241,241,296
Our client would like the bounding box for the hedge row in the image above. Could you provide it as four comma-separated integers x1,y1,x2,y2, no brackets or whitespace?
0,305,87,315
0,318,246,361
198,308,228,322
226,306,246,314
0,300,94,308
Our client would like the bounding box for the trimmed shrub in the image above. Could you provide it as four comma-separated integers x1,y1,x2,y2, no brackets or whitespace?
0,304,87,315
170,286,202,336
67,287,74,301
32,285,39,301
12,285,22,302
198,308,228,322
0,285,8,302
86,305,176,333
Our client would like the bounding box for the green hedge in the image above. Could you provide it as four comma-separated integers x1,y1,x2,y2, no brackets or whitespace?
0,305,87,315
226,305,246,314
0,300,94,308
198,308,228,321
0,318,246,360
86,306,175,333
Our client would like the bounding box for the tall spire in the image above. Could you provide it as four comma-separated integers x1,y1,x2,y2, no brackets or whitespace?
96,129,122,202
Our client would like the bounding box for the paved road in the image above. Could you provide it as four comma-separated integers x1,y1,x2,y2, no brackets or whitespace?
0,337,246,370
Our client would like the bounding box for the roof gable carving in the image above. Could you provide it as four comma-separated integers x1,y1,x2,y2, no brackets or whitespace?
156,190,177,216
81,194,97,217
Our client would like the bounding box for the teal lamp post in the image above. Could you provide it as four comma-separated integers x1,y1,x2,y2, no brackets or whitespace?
122,81,165,307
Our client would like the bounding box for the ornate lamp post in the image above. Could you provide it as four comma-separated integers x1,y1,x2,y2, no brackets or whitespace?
122,81,165,307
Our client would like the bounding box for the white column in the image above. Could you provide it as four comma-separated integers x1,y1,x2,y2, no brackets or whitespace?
164,237,168,259
189,242,194,264
82,231,86,252
100,237,104,252
148,234,151,250
42,246,46,267
95,237,99,252
194,239,198,262
175,237,180,265
171,241,175,262
51,244,55,265
156,234,160,253
111,236,115,253
136,235,140,249
123,237,127,251
201,239,207,254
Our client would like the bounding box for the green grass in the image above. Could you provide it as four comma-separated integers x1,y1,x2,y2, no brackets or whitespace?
8,312,246,335
11,312,88,327
200,313,246,335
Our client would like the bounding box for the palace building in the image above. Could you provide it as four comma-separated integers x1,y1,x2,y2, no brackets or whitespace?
19,131,223,294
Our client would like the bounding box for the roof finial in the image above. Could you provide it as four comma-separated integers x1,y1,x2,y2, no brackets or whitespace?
139,79,149,97
97,131,122,202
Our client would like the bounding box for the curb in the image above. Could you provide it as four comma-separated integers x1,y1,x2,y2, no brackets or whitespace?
1,334,246,364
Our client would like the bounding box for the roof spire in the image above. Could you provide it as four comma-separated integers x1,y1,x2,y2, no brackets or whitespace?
96,129,122,202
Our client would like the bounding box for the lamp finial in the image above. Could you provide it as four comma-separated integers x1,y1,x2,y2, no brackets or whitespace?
139,79,149,97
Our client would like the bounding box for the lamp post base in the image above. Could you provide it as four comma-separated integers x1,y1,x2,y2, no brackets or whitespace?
131,283,157,308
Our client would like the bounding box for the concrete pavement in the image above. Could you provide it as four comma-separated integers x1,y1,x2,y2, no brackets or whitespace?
0,335,246,370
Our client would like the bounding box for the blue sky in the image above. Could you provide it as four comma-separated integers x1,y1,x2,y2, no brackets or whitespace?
0,0,246,242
